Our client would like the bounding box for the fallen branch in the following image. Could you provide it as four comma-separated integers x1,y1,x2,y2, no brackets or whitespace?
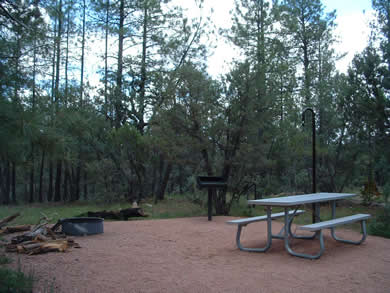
0,213,20,229
86,207,147,220
0,225,31,234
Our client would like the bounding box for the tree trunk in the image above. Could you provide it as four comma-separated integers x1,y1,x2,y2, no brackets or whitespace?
156,162,173,202
114,0,125,129
80,0,86,107
83,170,88,200
104,0,110,115
48,160,53,202
29,154,34,203
64,7,70,106
54,160,62,202
151,158,157,198
138,5,148,134
38,151,45,203
3,161,10,204
75,163,81,201
11,162,16,204
54,0,62,106
63,161,69,201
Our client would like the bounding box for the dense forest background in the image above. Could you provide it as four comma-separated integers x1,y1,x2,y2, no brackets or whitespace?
0,0,389,214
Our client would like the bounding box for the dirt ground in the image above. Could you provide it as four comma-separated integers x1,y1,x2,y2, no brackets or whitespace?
5,216,390,293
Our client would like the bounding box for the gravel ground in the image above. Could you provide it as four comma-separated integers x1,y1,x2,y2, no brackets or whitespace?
5,216,390,293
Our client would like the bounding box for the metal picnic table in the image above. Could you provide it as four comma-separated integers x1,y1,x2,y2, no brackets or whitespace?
239,192,371,259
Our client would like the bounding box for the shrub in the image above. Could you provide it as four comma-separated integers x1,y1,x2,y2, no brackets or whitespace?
369,204,390,239
0,266,34,293
361,180,381,206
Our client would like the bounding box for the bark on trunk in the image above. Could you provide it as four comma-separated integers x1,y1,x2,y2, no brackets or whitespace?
48,160,53,202
38,151,45,202
54,160,62,202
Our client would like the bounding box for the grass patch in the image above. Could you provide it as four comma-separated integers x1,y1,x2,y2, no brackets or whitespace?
0,193,384,233
0,267,34,293
0,257,34,293
142,195,206,219
0,254,10,265
0,201,146,226
0,196,207,226
369,205,390,238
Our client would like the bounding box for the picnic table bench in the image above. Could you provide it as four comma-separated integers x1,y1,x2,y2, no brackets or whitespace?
295,213,371,258
227,210,305,252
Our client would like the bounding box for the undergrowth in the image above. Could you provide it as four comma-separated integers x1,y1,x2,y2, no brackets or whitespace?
0,258,34,293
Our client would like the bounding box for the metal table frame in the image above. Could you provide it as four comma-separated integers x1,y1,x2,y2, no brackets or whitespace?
247,193,360,259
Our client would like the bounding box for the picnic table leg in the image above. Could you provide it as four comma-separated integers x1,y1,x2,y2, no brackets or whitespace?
283,207,325,259
287,207,316,240
272,208,314,240
235,206,272,252
330,201,368,244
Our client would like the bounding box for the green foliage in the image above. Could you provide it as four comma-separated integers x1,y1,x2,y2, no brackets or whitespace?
383,183,390,203
361,180,381,206
0,254,10,265
0,258,34,293
0,0,388,211
369,204,390,238
0,267,34,293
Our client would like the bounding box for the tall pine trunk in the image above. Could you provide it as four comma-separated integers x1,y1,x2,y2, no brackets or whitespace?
104,0,110,116
54,160,62,202
38,150,45,203
29,151,35,203
114,0,125,129
48,161,53,202
11,162,16,203
3,161,10,204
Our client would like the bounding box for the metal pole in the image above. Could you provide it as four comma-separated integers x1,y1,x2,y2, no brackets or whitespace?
312,110,316,195
208,189,212,221
302,108,317,223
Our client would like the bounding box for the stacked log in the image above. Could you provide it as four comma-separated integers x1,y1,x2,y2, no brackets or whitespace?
0,213,80,255
0,225,31,235
6,239,80,255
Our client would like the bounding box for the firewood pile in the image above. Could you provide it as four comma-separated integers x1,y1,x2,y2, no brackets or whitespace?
1,213,80,255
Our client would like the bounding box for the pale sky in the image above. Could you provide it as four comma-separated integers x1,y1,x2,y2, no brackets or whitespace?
86,0,375,86
203,0,374,76
323,0,373,72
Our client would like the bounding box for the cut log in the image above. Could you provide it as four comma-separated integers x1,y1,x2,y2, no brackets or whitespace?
0,225,31,234
0,213,20,229
13,239,79,255
29,241,68,255
87,207,147,220
46,227,57,240
5,243,18,253
33,234,49,242
17,242,42,253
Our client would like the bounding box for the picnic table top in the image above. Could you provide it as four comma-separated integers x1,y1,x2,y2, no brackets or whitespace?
248,192,356,207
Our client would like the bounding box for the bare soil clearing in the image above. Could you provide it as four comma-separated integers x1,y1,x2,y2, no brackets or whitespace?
6,217,390,293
